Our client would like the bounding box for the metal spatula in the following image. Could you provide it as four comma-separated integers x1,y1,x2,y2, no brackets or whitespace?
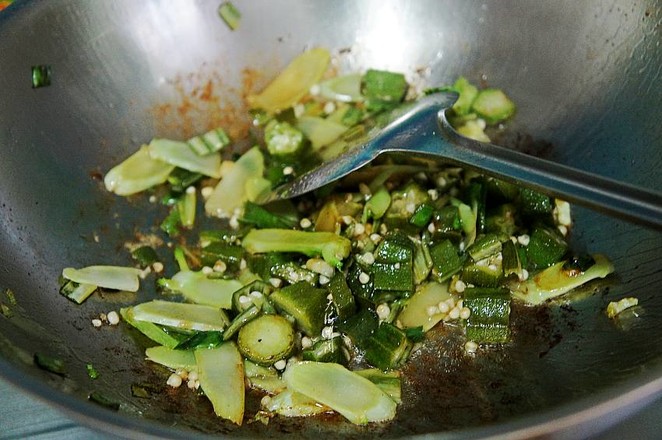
263,92,662,229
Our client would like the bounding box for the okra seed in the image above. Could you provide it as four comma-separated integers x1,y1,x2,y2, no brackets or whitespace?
376,303,391,320
107,311,120,325
274,360,287,370
517,234,530,246
438,302,450,314
299,218,312,228
455,280,466,293
283,166,294,175
92,319,102,327
213,261,227,273
201,186,213,199
460,307,471,320
427,305,439,316
202,266,214,275
167,373,183,388
359,272,370,284
465,341,478,354
448,307,460,320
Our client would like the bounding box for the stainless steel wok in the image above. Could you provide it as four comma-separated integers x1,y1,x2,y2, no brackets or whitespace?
1,1,661,438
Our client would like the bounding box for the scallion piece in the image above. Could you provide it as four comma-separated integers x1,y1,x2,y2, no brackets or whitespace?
187,127,231,156
59,279,98,304
218,1,241,30
31,65,51,88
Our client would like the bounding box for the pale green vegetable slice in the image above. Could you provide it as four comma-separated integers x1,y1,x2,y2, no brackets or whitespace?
511,254,614,305
205,146,265,218
283,361,397,424
244,360,286,394
145,346,196,371
397,282,452,331
318,73,363,102
104,145,175,196
355,369,402,404
263,389,330,417
195,343,245,425
62,266,142,292
120,307,181,348
131,300,230,331
456,119,491,143
296,116,348,150
148,138,222,178
160,270,242,309
247,48,330,113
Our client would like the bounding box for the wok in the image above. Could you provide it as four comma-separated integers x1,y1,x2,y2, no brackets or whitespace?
1,0,661,438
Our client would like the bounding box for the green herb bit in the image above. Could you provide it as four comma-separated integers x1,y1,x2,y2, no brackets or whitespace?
34,353,66,376
31,65,51,88
241,201,298,229
1,303,12,318
86,363,100,380
4,288,16,305
242,229,351,269
88,391,120,411
131,246,159,268
218,1,241,30
187,127,231,156
160,207,181,237
176,331,224,350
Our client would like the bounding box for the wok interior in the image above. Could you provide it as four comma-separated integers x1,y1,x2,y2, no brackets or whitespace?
1,0,661,438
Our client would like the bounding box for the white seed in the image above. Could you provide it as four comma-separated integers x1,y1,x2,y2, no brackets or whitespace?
319,275,330,285
299,218,312,229
517,234,530,246
370,233,382,244
359,272,370,284
202,266,214,275
380,223,388,235
323,101,336,114
185,186,196,195
283,166,294,176
187,379,197,389
427,223,436,233
455,280,467,293
167,373,183,388
261,395,272,407
427,189,439,201
436,176,447,187
239,259,247,270
201,186,214,200
213,261,227,273
188,370,198,382
488,264,498,271
238,295,252,306
427,305,440,316
99,313,107,321
152,262,164,273
176,368,188,380
353,223,366,236
301,336,313,349
293,103,305,118
376,303,391,320
229,215,240,229
448,307,461,320
249,290,264,299
360,252,375,265
460,307,471,320
92,319,102,328
149,195,157,203
269,278,282,288
274,359,287,370
558,225,568,236
309,84,321,95
306,258,335,278
406,203,417,214
438,301,450,314
465,341,478,354
107,311,120,325
520,269,530,281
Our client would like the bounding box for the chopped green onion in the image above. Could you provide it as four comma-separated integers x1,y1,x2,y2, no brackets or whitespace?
187,127,231,156
86,363,100,380
218,1,241,30
31,65,51,88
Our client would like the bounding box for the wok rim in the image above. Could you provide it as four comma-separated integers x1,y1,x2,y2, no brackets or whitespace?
3,354,662,439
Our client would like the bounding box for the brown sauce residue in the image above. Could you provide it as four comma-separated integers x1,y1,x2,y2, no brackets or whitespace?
150,65,267,146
